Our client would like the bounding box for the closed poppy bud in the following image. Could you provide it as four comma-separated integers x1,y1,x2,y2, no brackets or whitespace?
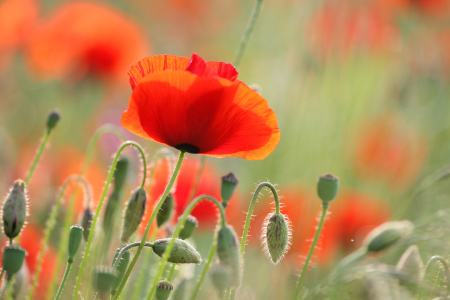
81,207,93,242
156,280,173,300
120,187,147,243
363,221,414,253
2,179,28,239
178,215,198,240
46,109,61,133
92,266,117,296
396,245,423,286
111,249,130,294
113,156,129,194
210,263,232,296
157,193,174,228
103,191,120,235
261,212,292,264
217,225,242,287
317,173,339,204
68,225,83,260
221,173,238,208
151,238,202,264
3,245,26,275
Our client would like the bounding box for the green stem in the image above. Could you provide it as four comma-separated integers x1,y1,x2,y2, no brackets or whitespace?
25,131,50,186
166,264,177,281
54,260,73,300
144,195,227,300
293,204,329,300
232,0,263,67
224,289,231,300
418,255,450,300
0,279,11,298
72,141,147,300
111,151,186,300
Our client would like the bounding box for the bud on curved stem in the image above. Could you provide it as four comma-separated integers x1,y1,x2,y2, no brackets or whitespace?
418,255,450,300
221,173,238,208
120,187,147,243
156,193,174,228
363,221,414,253
2,180,28,240
46,109,61,133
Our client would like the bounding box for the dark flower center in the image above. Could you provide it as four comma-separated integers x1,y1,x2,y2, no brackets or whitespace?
175,143,200,154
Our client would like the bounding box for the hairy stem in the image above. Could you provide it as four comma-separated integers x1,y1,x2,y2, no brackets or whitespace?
53,260,73,300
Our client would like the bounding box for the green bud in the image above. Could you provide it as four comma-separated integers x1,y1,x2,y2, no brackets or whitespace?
317,173,339,203
46,109,61,133
178,215,198,240
261,212,291,264
172,279,188,300
103,191,120,235
111,249,130,294
120,187,147,243
152,238,202,264
210,263,232,296
113,156,129,193
217,226,242,288
68,225,83,260
396,245,423,286
2,180,28,239
3,245,26,275
81,208,93,242
157,193,174,228
92,266,117,296
156,280,173,300
363,221,414,253
221,173,238,208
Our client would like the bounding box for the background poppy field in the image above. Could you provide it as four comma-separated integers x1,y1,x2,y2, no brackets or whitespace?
1,0,450,299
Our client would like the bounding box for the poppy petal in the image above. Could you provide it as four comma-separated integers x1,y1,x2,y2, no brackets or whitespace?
206,61,238,82
186,53,219,78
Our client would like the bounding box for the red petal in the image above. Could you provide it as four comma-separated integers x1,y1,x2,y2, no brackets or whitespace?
206,61,238,82
185,53,218,78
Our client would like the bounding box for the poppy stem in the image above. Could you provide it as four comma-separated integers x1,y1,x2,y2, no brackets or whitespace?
72,141,147,300
144,195,227,300
53,259,73,300
25,130,50,186
0,279,11,298
111,151,186,300
233,0,263,68
418,255,450,300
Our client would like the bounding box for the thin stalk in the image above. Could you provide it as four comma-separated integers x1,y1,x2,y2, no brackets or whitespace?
0,280,11,298
418,255,450,300
166,264,177,281
72,141,147,300
144,195,227,300
25,131,50,186
224,289,231,300
53,260,73,300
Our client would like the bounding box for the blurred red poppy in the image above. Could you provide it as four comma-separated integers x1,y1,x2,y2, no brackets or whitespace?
376,0,450,17
122,54,280,160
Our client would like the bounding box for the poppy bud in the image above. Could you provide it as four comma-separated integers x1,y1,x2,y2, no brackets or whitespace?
68,225,83,260
178,215,198,240
172,279,188,300
3,245,26,275
261,212,291,264
111,249,130,294
81,207,93,242
151,238,202,264
221,173,238,208
157,193,174,228
113,156,129,193
363,221,414,253
92,266,117,296
156,280,173,300
103,191,120,235
2,180,28,239
216,225,242,287
396,245,423,286
46,109,61,133
317,173,339,204
120,187,147,243
210,263,232,296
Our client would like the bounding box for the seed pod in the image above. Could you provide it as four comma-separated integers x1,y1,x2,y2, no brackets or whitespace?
111,249,131,294
156,280,173,300
317,173,339,203
172,279,188,300
2,180,28,239
178,215,198,240
92,266,117,296
46,109,61,133
363,221,414,253
103,191,120,235
216,225,242,288
157,193,174,228
3,245,26,275
261,212,291,264
113,156,129,194
68,225,83,260
396,245,423,286
81,207,93,242
210,263,232,296
221,173,238,208
120,187,147,243
152,238,201,264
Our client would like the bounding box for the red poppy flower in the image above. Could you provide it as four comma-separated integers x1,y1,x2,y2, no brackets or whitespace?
376,0,450,17
121,53,280,160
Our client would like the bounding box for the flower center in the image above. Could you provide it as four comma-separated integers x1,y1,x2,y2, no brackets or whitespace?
175,143,200,154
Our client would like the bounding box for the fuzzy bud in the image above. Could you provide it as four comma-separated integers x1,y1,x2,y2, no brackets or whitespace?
157,193,174,228
2,180,28,239
216,225,242,287
156,280,173,300
396,245,423,286
221,173,238,208
46,109,61,133
111,249,130,294
3,245,26,275
178,215,198,240
363,221,414,253
113,156,129,193
317,173,339,204
152,238,202,264
103,191,120,235
261,212,291,264
92,266,117,296
68,225,83,260
81,207,93,242
120,187,147,243
210,263,232,295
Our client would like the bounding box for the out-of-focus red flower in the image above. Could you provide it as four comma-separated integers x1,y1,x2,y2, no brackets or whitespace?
122,54,280,160
26,1,148,84
376,0,450,18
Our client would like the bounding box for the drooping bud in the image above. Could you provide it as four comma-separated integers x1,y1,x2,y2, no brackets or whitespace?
92,266,117,296
120,187,147,243
396,245,423,286
221,173,238,208
151,238,202,264
261,212,291,264
3,245,26,275
156,280,173,300
68,225,83,260
317,173,339,204
178,215,198,240
81,207,93,242
210,263,232,296
172,279,188,300
2,180,28,239
216,225,242,287
157,193,174,228
113,156,129,193
46,109,61,133
103,191,120,235
363,221,414,253
111,249,130,294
